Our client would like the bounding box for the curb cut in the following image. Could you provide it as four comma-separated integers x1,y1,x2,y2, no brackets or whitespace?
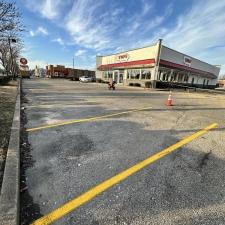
0,79,21,225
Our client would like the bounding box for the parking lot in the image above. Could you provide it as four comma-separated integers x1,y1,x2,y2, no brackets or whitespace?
21,78,225,225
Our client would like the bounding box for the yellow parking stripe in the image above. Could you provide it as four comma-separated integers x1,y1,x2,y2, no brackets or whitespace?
31,123,217,225
27,106,152,132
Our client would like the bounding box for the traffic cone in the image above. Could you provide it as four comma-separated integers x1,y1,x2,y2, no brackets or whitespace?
166,91,173,106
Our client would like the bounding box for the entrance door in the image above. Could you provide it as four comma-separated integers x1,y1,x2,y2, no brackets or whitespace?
114,71,118,83
114,70,124,83
119,71,124,83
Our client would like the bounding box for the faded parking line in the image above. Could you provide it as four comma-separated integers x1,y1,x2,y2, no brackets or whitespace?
26,101,98,109
31,123,217,225
26,106,152,132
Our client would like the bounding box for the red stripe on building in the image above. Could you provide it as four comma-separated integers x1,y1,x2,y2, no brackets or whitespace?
160,59,216,78
98,58,155,70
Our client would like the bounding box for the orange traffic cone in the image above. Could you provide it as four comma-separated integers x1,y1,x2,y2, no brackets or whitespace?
166,91,173,106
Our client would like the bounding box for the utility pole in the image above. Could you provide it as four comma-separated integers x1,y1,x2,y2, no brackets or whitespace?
73,57,75,79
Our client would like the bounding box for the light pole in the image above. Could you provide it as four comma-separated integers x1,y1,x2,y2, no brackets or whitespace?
8,37,17,79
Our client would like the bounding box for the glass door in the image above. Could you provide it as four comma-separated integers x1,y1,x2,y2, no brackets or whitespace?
114,70,124,83
114,71,118,83
119,71,124,83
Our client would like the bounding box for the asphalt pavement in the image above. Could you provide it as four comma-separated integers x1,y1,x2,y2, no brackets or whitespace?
21,78,225,225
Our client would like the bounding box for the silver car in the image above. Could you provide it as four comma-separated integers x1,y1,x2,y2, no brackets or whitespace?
79,76,93,82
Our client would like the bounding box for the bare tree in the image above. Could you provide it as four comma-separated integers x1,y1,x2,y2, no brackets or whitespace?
0,1,24,77
0,1,22,35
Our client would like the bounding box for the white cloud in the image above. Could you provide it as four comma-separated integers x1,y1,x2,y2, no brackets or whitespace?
24,0,69,20
75,49,86,57
29,30,35,37
141,0,153,16
161,0,225,75
37,27,48,35
29,26,49,37
111,8,124,17
41,0,59,19
65,0,113,50
52,37,64,45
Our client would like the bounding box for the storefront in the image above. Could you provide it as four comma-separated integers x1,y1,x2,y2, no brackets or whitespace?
96,40,220,89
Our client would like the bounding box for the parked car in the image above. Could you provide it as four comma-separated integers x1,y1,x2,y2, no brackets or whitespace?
79,76,93,82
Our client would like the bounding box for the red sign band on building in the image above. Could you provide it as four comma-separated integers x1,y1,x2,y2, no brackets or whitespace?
98,58,155,70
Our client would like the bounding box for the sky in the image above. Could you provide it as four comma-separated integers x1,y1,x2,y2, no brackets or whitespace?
15,0,225,76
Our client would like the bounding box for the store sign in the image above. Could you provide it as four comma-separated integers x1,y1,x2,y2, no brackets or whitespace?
115,53,130,62
20,58,28,65
184,56,192,67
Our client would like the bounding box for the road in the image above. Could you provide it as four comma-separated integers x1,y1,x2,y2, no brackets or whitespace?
21,78,225,225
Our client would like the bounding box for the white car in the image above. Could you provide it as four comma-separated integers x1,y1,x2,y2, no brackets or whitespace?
79,76,92,82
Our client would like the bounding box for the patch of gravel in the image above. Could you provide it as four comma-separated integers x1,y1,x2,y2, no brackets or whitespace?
0,80,18,191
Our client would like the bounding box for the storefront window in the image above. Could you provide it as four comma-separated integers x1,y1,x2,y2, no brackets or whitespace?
103,71,108,78
141,69,151,79
173,73,177,81
103,70,113,79
127,69,140,79
184,74,188,82
108,71,113,78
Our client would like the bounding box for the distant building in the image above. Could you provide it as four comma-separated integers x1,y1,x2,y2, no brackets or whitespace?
46,65,95,80
35,65,46,77
96,39,220,89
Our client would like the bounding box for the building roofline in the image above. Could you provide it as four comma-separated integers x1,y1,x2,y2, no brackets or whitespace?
161,45,219,69
96,42,158,57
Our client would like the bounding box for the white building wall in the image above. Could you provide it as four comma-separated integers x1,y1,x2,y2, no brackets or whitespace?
160,46,220,77
100,44,158,66
96,56,103,79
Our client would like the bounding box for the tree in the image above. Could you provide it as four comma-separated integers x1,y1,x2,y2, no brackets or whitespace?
0,1,22,35
0,1,24,77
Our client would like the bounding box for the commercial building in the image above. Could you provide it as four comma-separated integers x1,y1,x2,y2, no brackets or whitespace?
96,40,220,88
34,65,46,77
46,65,95,80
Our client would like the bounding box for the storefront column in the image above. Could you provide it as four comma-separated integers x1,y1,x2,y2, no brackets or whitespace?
169,69,174,81
152,39,163,88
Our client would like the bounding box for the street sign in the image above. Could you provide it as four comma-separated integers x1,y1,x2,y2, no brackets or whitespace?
20,58,28,65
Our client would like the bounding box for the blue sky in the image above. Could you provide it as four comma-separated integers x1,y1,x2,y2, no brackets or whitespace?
16,0,225,75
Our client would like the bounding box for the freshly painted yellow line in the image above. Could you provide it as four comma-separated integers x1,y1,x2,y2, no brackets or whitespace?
31,123,217,225
26,106,152,132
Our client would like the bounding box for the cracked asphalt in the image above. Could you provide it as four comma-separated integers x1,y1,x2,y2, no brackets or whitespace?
21,78,225,225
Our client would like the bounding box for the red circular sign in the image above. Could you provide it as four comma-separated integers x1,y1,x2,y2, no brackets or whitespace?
20,58,28,65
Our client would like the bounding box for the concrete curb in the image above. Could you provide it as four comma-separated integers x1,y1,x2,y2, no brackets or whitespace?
0,79,21,225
